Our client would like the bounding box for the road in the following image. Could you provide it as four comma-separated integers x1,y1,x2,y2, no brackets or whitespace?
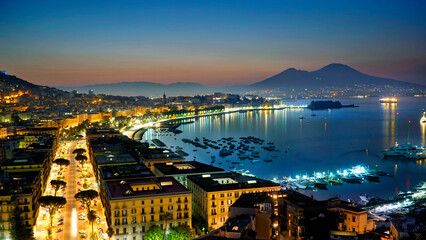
34,139,108,240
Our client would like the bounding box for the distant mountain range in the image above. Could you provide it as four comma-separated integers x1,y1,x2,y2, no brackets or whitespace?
57,81,216,97
251,63,422,89
3,63,422,97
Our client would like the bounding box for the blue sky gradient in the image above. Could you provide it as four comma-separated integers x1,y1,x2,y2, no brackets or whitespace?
0,0,425,86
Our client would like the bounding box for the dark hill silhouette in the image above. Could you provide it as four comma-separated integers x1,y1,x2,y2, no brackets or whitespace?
251,63,423,89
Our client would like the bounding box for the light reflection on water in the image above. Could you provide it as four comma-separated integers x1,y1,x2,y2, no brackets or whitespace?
143,97,426,200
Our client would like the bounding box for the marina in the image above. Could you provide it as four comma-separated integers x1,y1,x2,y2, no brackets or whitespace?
138,97,426,202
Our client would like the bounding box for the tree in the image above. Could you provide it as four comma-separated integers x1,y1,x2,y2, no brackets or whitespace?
87,210,97,234
10,199,35,240
75,190,98,212
38,196,67,228
50,180,67,196
167,225,194,240
53,158,70,170
145,225,163,240
73,148,86,155
75,154,88,168
107,227,114,240
161,212,173,239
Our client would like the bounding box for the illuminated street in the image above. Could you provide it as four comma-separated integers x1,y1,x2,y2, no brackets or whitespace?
34,139,108,240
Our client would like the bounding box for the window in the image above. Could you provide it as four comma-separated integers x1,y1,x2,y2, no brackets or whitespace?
151,215,154,221
133,227,136,233
160,206,163,213
169,198,172,202
221,201,224,205
160,199,163,203
169,223,172,228
235,192,239,197
151,207,154,213
168,205,173,210
131,209,136,214
352,217,355,222
142,216,146,223
122,209,127,216
123,218,127,224
151,200,154,204
142,226,145,232
115,219,120,225
227,200,232,204
132,216,136,224
116,229,119,235
141,208,145,214
227,193,232,197
123,228,127,234
220,194,224,197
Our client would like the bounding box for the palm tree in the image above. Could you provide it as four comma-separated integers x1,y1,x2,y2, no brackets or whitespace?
87,210,97,234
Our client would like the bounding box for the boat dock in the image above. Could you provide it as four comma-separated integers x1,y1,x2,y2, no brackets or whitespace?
273,165,392,191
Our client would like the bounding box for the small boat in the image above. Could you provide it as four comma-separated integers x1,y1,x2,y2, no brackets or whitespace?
364,174,380,182
299,115,304,120
421,109,426,123
342,176,362,184
263,159,272,162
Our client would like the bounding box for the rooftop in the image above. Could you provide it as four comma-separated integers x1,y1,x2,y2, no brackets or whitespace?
187,172,279,192
105,177,191,200
95,153,138,166
231,192,272,209
0,171,41,196
86,128,121,137
100,164,154,180
3,149,50,166
281,190,319,207
153,161,225,175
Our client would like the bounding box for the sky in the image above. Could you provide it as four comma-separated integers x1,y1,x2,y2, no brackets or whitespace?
0,0,425,87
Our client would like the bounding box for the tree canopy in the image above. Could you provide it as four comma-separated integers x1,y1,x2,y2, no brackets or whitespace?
38,196,67,227
75,190,98,212
53,158,70,166
50,180,67,196
167,225,194,240
10,200,35,240
87,210,98,233
145,225,163,240
73,148,86,155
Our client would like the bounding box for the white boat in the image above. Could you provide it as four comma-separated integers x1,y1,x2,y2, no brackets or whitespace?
421,110,426,123
383,143,426,158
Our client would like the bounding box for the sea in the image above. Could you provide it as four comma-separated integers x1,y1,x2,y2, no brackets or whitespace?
142,97,426,201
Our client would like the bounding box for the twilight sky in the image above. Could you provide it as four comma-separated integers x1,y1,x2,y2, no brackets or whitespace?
0,0,425,87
